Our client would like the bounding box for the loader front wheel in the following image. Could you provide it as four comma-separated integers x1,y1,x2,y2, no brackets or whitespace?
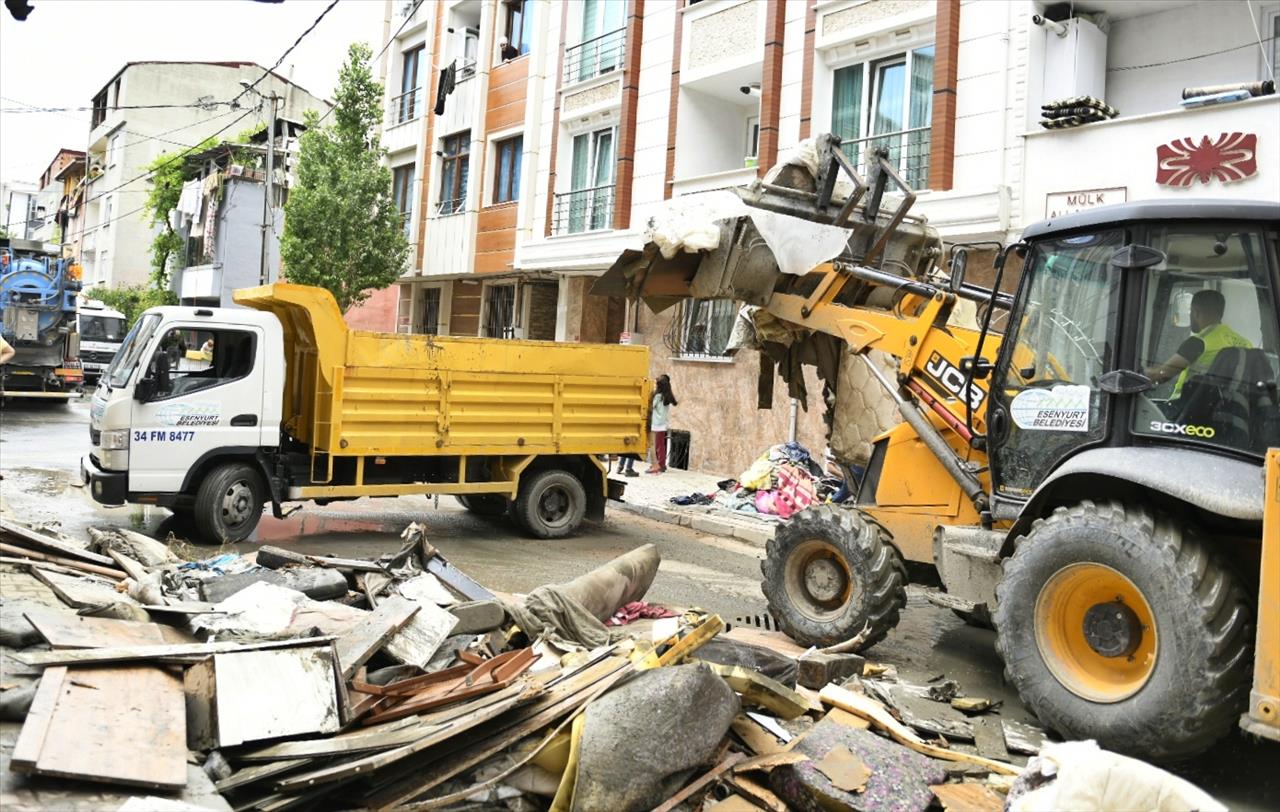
515,469,587,539
761,506,907,649
994,500,1252,761
193,462,265,545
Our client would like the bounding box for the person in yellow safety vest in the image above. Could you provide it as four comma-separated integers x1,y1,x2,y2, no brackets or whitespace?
1145,289,1253,398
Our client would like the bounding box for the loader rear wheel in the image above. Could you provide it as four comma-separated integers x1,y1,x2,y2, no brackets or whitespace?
515,469,586,539
761,505,907,649
193,462,265,545
994,500,1252,761
456,494,511,517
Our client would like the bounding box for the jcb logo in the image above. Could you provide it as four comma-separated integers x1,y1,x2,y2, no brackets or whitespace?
924,352,986,412
1150,421,1216,439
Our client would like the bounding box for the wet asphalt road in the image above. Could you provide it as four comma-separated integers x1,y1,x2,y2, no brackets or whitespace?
0,396,1276,808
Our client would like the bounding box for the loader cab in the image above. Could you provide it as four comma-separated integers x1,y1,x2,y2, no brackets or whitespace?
985,200,1280,513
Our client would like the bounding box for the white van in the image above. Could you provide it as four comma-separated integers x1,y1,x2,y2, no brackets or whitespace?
78,299,126,380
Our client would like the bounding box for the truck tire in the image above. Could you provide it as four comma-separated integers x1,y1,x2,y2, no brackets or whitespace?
193,462,266,545
993,500,1251,761
456,494,512,517
761,505,907,649
515,469,587,539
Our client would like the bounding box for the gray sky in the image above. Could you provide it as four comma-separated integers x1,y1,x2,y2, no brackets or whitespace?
0,0,385,183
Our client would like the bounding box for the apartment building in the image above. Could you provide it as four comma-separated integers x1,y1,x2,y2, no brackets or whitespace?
78,61,329,289
365,0,1280,475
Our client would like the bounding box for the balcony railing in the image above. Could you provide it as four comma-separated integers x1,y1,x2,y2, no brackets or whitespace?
840,126,932,190
552,185,615,235
389,88,423,125
437,197,466,216
564,28,626,85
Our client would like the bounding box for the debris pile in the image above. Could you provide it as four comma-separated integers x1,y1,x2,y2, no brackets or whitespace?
670,442,840,519
0,517,1223,811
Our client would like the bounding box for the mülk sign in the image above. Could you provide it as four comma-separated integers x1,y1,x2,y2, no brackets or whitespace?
1045,187,1127,219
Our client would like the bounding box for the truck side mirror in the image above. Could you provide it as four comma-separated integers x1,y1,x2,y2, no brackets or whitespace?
134,376,156,402
949,248,969,293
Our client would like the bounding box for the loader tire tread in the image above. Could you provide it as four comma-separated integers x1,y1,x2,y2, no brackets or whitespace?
993,500,1252,761
761,505,907,649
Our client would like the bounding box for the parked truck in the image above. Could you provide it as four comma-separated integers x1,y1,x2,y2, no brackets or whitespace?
77,298,127,381
81,283,651,544
0,238,83,399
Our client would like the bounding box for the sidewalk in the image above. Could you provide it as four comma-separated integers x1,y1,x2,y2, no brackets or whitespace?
607,460,779,547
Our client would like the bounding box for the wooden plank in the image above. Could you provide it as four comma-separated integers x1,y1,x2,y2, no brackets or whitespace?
106,549,151,583
239,718,423,762
30,567,139,610
213,646,342,747
21,665,187,789
930,782,1007,812
217,759,314,792
381,598,457,669
653,753,747,812
16,636,335,667
818,684,1019,775
24,608,193,649
11,666,66,770
0,519,116,565
335,596,419,680
0,544,127,579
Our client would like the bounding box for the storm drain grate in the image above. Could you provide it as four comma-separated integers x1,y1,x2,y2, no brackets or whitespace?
726,613,780,632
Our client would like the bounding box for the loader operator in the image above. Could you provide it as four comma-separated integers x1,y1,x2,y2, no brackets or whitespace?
1145,289,1251,401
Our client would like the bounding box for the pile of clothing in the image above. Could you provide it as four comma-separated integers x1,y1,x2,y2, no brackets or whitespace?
670,442,838,520
1039,95,1118,129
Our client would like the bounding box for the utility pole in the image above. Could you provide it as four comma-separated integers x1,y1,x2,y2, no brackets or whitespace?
259,92,279,286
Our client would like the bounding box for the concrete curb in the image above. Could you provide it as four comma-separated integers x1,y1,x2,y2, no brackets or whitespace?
609,500,776,547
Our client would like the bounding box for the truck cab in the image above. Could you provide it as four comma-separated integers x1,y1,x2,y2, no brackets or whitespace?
84,306,285,510
77,299,128,381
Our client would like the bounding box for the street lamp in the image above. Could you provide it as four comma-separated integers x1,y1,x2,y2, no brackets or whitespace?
239,80,280,286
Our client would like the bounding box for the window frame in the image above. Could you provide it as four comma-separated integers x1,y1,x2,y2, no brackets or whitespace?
146,326,259,402
419,285,443,335
398,45,425,123
672,298,737,360
392,164,416,237
493,135,523,204
502,0,532,58
482,282,519,339
438,131,471,215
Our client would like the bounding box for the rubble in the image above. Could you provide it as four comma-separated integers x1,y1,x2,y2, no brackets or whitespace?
0,518,1229,812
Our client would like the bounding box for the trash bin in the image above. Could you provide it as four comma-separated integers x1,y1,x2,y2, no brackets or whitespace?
668,429,691,470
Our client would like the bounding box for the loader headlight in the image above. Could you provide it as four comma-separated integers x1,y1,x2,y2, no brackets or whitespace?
99,429,130,450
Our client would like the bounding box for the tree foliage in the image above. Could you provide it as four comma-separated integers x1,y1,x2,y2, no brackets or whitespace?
143,137,215,288
281,42,409,312
86,284,177,328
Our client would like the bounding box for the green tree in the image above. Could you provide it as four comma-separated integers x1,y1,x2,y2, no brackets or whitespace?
143,136,214,288
281,42,409,312
86,284,177,328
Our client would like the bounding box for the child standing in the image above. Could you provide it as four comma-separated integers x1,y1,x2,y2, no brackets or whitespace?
647,374,678,475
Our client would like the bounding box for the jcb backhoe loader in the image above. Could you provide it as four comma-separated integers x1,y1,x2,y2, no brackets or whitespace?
594,135,1279,760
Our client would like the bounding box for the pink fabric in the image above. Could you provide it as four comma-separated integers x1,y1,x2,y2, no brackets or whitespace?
753,465,817,518
606,601,678,627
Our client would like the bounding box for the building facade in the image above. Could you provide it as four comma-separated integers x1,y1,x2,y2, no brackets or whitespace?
362,0,1280,475
78,61,329,290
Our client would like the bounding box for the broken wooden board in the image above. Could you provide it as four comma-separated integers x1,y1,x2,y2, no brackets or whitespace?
381,596,457,669
725,774,788,812
17,635,335,667
819,684,1018,775
24,608,192,648
30,567,141,611
11,664,186,789
707,662,809,720
733,751,809,774
866,679,975,742
930,782,1007,812
721,625,809,658
0,543,127,579
334,595,419,680
972,717,1011,763
187,644,342,748
0,519,116,565
238,718,424,762
732,714,790,756
652,753,747,812
1001,719,1048,755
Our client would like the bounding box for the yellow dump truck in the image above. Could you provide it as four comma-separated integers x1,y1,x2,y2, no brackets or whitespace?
81,283,650,543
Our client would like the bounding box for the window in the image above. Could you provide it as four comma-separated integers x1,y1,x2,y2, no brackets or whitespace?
746,116,760,159
107,312,161,388
397,45,424,123
502,0,532,58
107,134,121,168
461,28,480,78
567,0,625,82
392,164,416,236
146,327,256,399
91,88,108,129
483,284,517,338
439,131,470,214
831,44,934,188
669,299,736,358
1133,226,1279,457
101,195,113,230
494,136,522,204
419,287,442,335
559,126,615,233
112,78,122,109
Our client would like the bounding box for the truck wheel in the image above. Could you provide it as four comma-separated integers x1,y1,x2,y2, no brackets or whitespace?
456,494,512,517
993,500,1251,761
515,470,586,539
761,505,907,649
193,463,266,545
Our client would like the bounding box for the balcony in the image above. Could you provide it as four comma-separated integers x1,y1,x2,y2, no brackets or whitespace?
839,127,931,191
551,185,615,235
383,88,424,155
563,29,625,86
388,88,423,126
671,166,759,198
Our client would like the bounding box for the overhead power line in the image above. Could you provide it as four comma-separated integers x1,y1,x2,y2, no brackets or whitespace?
1109,35,1276,72
315,0,423,126
232,0,342,106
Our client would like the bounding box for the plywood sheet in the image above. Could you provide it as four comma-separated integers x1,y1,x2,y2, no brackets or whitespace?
30,567,140,610
25,608,192,648
213,646,341,747
334,596,418,680
381,598,457,668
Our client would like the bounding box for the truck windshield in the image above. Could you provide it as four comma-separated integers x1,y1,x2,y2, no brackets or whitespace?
105,313,161,389
81,314,126,342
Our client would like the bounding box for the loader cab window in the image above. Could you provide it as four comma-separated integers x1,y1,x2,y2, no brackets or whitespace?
146,327,255,399
990,230,1124,498
1133,226,1279,457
